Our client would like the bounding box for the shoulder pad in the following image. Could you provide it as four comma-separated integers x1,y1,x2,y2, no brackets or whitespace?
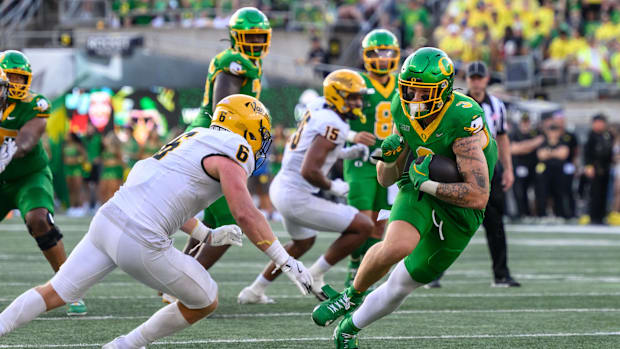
216,49,259,77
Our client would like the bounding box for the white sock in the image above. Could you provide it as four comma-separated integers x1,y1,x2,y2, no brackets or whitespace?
249,274,272,294
123,302,190,348
309,255,332,278
351,261,422,329
0,289,47,336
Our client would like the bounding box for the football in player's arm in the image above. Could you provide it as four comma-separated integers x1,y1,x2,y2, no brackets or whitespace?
312,48,498,348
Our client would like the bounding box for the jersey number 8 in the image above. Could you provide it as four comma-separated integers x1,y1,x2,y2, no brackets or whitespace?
374,101,392,140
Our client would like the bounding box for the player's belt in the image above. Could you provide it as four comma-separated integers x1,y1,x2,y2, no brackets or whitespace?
0,127,18,141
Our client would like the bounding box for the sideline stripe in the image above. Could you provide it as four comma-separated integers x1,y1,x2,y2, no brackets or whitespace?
1,331,620,348
29,308,620,321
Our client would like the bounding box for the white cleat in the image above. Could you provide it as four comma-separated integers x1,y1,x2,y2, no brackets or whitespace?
237,286,275,304
161,293,178,304
311,274,327,301
102,336,145,349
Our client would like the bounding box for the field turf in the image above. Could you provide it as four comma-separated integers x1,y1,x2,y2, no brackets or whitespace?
1,216,620,348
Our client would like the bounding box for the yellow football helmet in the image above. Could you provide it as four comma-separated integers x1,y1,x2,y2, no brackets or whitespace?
211,94,272,167
323,69,367,122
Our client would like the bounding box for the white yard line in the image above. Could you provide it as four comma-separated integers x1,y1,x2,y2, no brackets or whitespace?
1,331,620,348
26,307,620,321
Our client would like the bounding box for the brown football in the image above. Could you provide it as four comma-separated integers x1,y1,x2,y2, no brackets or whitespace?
415,154,462,183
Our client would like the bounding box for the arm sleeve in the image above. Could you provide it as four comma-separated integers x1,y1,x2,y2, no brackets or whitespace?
32,95,51,119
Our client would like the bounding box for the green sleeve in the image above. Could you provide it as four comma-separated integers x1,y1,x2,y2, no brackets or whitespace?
20,94,51,127
451,100,486,140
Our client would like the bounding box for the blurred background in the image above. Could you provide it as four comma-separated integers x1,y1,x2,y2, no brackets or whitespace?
2,0,619,225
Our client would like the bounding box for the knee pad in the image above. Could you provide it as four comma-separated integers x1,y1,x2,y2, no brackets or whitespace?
29,212,63,251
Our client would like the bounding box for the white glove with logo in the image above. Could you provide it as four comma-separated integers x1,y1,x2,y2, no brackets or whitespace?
327,178,349,197
339,144,369,161
0,139,17,174
369,148,382,165
265,240,313,295
280,256,313,295
210,224,243,247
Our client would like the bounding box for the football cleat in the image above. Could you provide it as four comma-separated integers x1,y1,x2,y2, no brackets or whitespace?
492,276,521,288
423,279,442,289
66,299,87,316
311,274,327,301
237,286,276,304
312,285,363,327
333,314,360,349
102,336,145,349
161,293,178,304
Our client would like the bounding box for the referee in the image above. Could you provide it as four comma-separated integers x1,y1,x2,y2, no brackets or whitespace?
426,61,520,288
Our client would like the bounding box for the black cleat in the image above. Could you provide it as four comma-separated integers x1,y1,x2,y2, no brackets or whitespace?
423,279,441,289
492,276,521,287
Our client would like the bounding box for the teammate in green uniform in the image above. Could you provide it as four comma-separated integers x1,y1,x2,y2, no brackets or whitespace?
181,7,271,274
311,47,498,348
99,131,125,204
343,29,400,287
0,51,87,316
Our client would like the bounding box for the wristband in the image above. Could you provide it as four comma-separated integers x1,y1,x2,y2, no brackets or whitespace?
419,180,439,196
190,219,211,242
346,130,358,143
264,240,289,266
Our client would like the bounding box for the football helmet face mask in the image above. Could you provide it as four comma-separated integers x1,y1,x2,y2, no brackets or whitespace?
0,50,32,100
362,29,400,75
211,94,272,172
398,47,454,120
0,68,9,114
323,69,368,123
229,7,272,59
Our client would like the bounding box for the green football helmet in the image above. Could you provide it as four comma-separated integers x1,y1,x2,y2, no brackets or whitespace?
0,50,32,100
361,29,400,75
398,47,454,120
229,7,271,59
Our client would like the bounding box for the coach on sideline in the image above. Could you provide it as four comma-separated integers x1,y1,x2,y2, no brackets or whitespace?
466,61,520,287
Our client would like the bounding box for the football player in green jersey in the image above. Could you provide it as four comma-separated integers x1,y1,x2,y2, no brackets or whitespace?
0,51,87,316
179,7,271,279
312,48,498,348
342,29,400,288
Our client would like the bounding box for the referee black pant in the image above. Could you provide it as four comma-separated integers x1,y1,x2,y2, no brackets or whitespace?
483,167,511,280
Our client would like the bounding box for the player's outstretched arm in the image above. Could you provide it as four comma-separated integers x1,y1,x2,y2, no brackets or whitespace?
14,117,46,158
435,132,490,210
203,155,313,294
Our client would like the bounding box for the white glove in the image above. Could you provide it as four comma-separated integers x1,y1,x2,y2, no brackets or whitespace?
0,139,17,174
339,144,369,161
280,256,313,296
369,148,382,165
210,224,243,247
327,178,349,197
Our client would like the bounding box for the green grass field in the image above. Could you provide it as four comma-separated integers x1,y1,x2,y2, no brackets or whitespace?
1,216,620,348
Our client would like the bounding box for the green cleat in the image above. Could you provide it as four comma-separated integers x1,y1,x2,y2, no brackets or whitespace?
66,299,87,316
333,314,360,349
312,285,363,327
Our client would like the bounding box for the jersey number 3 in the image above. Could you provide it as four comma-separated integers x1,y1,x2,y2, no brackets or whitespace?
153,131,198,160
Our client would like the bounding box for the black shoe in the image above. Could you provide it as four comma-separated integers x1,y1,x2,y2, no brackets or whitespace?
492,276,521,288
423,279,441,289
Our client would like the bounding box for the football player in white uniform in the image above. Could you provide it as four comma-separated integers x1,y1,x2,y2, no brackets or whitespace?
0,95,313,349
238,70,375,304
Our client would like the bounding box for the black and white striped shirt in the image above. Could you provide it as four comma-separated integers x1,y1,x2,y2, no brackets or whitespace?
467,91,507,139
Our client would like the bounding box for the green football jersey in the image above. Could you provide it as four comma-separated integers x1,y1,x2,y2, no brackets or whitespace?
0,91,51,181
391,91,498,224
188,48,262,130
343,73,397,179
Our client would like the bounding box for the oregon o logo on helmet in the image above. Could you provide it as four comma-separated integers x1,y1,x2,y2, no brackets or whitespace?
438,57,453,76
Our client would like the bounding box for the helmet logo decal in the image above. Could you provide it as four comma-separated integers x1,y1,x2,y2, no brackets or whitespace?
245,100,266,114
438,57,454,76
